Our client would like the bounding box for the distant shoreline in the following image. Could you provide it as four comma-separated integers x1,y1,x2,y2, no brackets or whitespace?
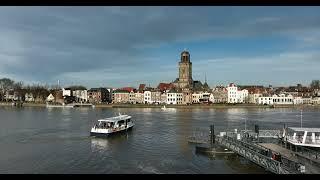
0,102,47,107
106,104,319,109
1,102,318,109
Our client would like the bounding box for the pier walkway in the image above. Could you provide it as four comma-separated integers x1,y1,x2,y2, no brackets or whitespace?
259,143,320,174
188,127,319,174
215,135,303,174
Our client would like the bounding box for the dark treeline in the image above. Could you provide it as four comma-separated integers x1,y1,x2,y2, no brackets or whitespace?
0,77,87,101
310,80,320,90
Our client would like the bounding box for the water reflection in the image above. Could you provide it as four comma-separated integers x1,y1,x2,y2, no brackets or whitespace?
78,107,90,115
225,155,269,174
91,138,110,151
140,108,153,113
90,130,133,152
195,151,268,174
162,108,177,113
176,110,192,155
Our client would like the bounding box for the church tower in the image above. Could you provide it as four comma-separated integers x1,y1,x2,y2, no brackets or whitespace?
178,50,193,89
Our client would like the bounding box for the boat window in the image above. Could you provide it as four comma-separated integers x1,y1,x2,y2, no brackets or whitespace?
118,120,125,125
127,119,131,122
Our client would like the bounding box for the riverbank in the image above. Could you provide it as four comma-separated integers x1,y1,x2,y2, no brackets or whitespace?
0,102,46,107
98,104,320,109
1,102,319,109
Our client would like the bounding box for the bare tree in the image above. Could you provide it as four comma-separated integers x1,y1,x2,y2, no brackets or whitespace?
0,78,15,101
310,80,320,90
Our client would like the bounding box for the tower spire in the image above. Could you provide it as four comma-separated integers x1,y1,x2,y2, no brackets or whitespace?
205,73,207,83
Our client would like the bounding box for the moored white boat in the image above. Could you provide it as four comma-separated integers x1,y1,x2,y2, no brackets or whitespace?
161,105,176,112
90,113,134,137
283,127,320,148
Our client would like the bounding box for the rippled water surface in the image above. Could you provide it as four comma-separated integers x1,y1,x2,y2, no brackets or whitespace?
0,106,319,173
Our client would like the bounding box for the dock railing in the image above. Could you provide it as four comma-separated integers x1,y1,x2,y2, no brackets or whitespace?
216,135,283,174
216,134,304,174
188,128,305,174
279,140,320,166
297,146,320,161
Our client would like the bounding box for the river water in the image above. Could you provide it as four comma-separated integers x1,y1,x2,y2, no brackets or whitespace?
0,106,319,174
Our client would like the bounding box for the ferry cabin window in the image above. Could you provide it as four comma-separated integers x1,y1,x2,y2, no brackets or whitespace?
118,120,125,125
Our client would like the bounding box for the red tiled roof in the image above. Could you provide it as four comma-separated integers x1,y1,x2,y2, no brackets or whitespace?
157,83,173,92
138,84,146,92
246,87,264,94
121,87,135,92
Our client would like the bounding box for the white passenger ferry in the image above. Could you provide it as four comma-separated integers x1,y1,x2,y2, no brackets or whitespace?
284,127,320,148
90,113,134,137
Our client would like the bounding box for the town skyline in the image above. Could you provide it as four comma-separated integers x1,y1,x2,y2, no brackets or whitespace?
0,7,320,88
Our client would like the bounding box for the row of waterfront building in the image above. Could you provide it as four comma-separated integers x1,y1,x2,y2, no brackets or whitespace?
2,82,320,105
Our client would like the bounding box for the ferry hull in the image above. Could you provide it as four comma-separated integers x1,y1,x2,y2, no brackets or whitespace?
90,126,133,137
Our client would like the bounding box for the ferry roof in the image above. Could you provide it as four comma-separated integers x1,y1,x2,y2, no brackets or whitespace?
288,127,320,133
98,114,131,122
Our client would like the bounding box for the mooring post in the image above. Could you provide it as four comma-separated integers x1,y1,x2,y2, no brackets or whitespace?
210,125,215,147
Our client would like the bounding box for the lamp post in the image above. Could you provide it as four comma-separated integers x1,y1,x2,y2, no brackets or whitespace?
300,109,303,128
245,117,247,132
240,117,247,132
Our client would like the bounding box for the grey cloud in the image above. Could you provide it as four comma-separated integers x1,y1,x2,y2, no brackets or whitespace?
0,7,320,87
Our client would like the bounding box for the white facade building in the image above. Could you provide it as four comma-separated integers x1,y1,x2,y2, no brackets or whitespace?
62,88,72,97
167,92,183,105
144,91,152,104
272,94,293,105
258,96,273,105
25,93,35,102
209,94,215,103
160,93,167,104
192,92,214,104
227,83,237,103
302,97,312,104
312,97,320,105
252,93,262,104
134,92,144,104
151,91,161,104
192,93,202,104
73,90,88,102
46,93,55,102
129,91,136,104
257,94,293,105
293,97,303,105
177,93,183,104
238,89,248,103
227,83,248,103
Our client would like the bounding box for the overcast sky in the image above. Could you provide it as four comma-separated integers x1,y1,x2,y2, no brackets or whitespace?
0,6,320,88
